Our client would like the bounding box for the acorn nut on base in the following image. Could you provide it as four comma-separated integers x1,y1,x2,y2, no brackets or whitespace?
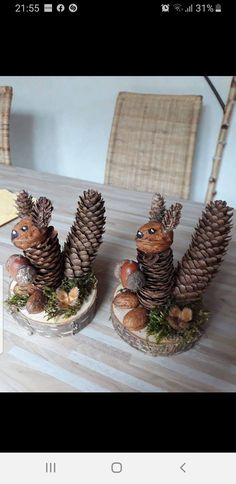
26,290,46,314
123,307,148,331
113,291,139,309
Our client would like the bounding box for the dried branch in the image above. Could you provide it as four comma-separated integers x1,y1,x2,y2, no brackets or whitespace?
205,76,236,203
204,76,225,112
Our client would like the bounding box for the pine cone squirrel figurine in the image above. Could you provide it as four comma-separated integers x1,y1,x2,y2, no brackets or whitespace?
114,193,233,331
7,189,106,314
136,200,182,310
114,195,182,310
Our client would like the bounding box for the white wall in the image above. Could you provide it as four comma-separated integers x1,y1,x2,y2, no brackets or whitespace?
0,76,235,206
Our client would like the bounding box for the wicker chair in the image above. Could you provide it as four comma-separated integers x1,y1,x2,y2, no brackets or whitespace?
105,92,202,199
0,86,13,165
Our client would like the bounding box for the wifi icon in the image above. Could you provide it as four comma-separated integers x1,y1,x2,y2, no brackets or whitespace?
173,3,183,11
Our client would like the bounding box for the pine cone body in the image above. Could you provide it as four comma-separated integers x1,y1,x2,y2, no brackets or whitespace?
16,190,33,218
174,201,233,302
137,248,175,309
24,226,64,289
64,190,106,278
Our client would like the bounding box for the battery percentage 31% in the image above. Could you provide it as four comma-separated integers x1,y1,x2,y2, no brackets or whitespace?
196,4,214,11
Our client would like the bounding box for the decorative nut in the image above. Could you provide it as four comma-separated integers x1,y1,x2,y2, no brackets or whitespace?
123,307,148,331
114,260,128,280
5,254,31,280
11,217,47,250
136,221,173,254
15,265,37,286
113,291,139,309
120,260,139,287
13,284,30,296
26,290,46,314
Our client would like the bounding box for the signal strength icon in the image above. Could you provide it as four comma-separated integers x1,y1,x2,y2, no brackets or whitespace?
173,3,183,11
185,4,193,12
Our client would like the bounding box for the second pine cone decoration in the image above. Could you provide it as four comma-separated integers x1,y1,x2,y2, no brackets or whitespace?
113,192,233,334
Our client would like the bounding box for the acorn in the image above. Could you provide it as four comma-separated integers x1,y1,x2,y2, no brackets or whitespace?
123,307,148,331
15,265,37,287
113,291,139,309
5,254,31,280
26,290,46,314
114,260,128,280
120,260,139,288
13,283,36,296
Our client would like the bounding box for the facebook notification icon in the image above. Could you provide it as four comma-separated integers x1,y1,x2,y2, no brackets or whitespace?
57,4,65,11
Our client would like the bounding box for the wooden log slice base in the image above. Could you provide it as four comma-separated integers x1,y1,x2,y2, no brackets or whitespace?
111,285,204,356
7,281,97,338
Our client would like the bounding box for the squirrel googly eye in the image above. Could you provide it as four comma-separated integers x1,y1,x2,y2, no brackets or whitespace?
136,230,144,238
21,225,28,232
148,228,156,235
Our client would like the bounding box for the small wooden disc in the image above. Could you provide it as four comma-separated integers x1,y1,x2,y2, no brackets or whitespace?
8,281,97,338
111,285,203,356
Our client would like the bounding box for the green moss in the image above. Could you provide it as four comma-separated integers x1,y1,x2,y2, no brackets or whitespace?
43,273,97,320
147,300,209,345
6,273,97,321
6,293,30,311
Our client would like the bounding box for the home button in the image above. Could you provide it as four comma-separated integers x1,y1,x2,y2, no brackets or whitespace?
111,462,122,473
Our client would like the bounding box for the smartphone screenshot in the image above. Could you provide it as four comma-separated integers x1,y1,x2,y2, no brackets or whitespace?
0,0,235,478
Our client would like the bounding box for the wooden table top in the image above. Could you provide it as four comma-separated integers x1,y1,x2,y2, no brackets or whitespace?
0,165,235,392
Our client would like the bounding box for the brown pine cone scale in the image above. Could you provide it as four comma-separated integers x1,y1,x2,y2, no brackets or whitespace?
64,189,106,279
174,200,233,302
16,190,33,218
24,227,64,289
137,248,175,310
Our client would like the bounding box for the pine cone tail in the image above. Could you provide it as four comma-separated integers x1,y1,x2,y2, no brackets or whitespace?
173,200,233,302
137,248,175,309
24,227,64,289
64,190,106,278
16,190,33,218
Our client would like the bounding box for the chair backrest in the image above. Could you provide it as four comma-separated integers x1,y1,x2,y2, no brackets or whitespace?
0,86,13,165
105,92,202,199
